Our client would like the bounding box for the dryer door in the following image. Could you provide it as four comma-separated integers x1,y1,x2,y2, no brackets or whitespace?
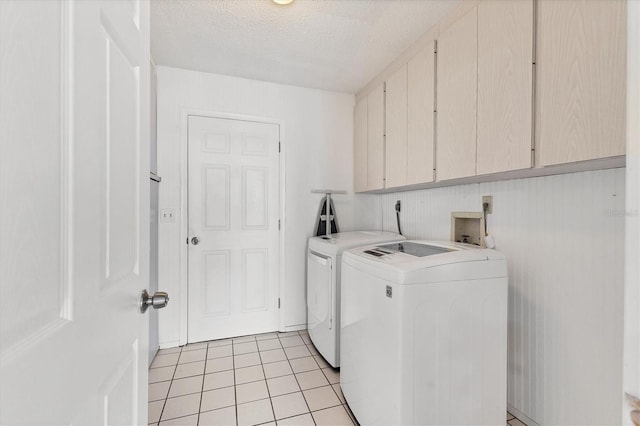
307,250,332,331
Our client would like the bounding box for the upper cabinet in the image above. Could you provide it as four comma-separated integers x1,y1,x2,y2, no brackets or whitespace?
385,43,436,189
438,0,534,180
536,0,626,166
354,83,385,192
367,84,385,190
354,0,626,192
354,97,368,193
436,7,478,181
385,65,408,189
477,0,533,175
407,44,436,185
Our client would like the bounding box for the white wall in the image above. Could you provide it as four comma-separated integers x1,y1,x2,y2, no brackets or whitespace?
355,168,626,425
156,66,355,347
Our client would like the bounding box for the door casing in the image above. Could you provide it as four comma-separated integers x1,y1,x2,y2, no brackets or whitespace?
176,109,286,346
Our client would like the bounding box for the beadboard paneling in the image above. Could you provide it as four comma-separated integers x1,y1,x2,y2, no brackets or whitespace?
355,168,625,425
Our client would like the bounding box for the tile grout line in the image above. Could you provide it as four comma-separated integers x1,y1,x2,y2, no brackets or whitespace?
201,383,342,403
297,331,350,424
155,346,183,425
232,338,239,426
158,343,212,424
280,331,317,425
157,412,200,425
258,336,278,425
194,342,210,425
305,334,355,425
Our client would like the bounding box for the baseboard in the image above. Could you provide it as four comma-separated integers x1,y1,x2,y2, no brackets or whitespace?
283,324,307,332
507,403,540,426
159,340,181,350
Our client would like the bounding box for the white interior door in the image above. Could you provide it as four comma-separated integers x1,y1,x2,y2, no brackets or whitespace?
188,115,280,342
0,1,150,424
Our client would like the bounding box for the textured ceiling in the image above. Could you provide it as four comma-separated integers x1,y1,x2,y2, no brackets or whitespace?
151,0,461,94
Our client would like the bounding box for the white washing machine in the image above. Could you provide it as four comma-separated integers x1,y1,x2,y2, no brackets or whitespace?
307,231,405,368
340,240,508,425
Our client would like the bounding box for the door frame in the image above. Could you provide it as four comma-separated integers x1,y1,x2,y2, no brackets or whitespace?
177,109,286,346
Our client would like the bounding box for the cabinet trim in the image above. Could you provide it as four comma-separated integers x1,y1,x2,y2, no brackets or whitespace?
359,156,624,194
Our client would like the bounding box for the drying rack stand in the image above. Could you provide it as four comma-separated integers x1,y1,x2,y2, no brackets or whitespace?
311,189,347,238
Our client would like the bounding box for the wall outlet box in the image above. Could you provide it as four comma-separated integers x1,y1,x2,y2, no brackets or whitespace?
451,211,485,247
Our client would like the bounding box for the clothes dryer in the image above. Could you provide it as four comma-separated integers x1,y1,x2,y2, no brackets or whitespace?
307,231,405,367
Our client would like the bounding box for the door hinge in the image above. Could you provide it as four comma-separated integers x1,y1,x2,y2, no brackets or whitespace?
278,219,281,230
278,142,281,153
278,298,281,309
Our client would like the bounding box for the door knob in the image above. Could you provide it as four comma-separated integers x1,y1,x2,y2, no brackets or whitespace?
191,236,200,245
139,289,169,314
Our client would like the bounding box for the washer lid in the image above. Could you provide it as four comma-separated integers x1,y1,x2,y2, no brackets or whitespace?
308,231,405,256
343,240,507,284
376,241,454,257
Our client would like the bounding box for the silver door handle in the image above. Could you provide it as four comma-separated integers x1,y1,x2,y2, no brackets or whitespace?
139,290,170,314
191,236,200,245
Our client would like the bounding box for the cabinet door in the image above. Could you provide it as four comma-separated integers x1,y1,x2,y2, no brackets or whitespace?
354,97,368,192
477,0,533,175
367,83,385,190
385,64,408,189
407,43,436,185
536,0,626,166
437,7,478,181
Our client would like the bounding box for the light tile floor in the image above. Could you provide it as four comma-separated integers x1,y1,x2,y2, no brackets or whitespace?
149,329,527,426
149,330,354,426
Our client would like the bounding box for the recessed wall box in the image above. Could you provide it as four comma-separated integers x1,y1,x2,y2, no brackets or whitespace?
451,212,485,247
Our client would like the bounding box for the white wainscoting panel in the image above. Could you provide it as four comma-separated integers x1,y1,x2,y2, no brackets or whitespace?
355,168,626,425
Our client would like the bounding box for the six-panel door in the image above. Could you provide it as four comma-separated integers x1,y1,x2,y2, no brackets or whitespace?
187,116,280,342
0,0,150,423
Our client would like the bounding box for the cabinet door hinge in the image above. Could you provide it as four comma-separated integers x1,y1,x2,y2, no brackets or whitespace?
278,142,281,153
278,219,281,230
278,298,281,309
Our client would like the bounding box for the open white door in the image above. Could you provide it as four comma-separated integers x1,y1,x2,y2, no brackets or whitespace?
0,1,151,424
